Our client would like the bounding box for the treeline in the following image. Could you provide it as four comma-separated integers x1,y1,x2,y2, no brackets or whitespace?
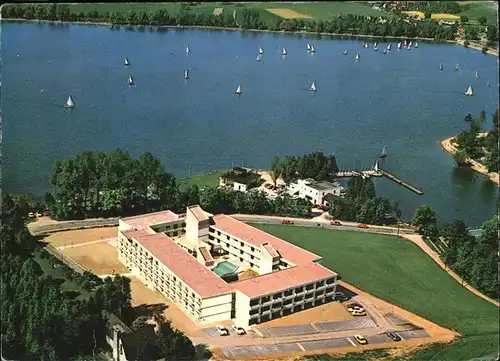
44,149,313,220
401,1,463,15
454,109,499,173
411,205,499,299
2,4,456,40
327,177,396,225
1,194,196,360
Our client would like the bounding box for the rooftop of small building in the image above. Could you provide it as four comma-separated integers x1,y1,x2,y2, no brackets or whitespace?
121,209,180,231
308,180,343,191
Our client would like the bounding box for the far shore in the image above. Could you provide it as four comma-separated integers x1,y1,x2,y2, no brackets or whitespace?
2,17,498,56
441,135,499,185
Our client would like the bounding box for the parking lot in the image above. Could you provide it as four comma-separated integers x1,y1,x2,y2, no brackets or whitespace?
222,343,302,358
259,324,317,337
299,337,352,351
314,317,376,333
386,312,411,325
398,329,430,339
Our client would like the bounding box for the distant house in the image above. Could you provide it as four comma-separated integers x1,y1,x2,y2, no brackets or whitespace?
219,167,262,192
288,179,344,206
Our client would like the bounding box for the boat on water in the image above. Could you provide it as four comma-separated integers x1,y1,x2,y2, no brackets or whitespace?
310,81,317,92
282,47,287,56
397,42,402,49
374,41,378,48
487,81,491,87
128,75,134,86
124,57,130,66
475,70,479,78
414,42,419,48
379,146,387,159
409,41,413,47
256,54,262,61
259,46,264,54
355,53,360,60
387,44,392,51
343,49,348,55
364,42,369,48
374,46,379,51
465,85,473,96
184,69,189,79
307,43,311,51
235,85,242,95
64,95,74,109
383,49,387,54
404,40,407,46
439,63,443,71
310,45,315,53
455,64,459,71
186,46,191,54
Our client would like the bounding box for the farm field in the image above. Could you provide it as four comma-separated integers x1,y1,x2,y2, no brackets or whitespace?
61,241,128,275
459,1,498,25
251,224,499,360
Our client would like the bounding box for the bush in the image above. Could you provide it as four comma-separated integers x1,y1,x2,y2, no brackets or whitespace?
481,46,488,54
464,40,470,47
460,15,468,23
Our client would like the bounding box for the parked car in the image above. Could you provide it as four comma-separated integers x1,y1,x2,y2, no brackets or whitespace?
386,332,401,342
216,325,229,336
231,325,246,335
42,210,51,217
347,307,367,317
357,223,369,229
335,291,348,301
27,212,35,218
354,334,368,345
281,219,294,225
330,220,342,226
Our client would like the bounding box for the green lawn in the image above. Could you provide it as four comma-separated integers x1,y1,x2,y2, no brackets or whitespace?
251,224,499,360
459,1,498,25
178,170,225,192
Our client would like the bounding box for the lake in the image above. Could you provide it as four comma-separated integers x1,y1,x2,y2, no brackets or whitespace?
2,22,498,226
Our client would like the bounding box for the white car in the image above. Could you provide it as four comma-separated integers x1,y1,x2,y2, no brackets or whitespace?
231,325,246,335
216,325,229,336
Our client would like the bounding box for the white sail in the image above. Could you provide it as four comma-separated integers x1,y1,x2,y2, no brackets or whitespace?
439,63,443,70
343,50,348,55
383,49,387,54
310,45,315,52
397,42,402,49
364,42,369,48
355,53,360,60
235,85,242,94
409,41,413,47
374,46,378,51
404,40,407,46
374,41,378,47
455,64,459,71
465,85,473,96
310,81,316,92
124,57,130,66
387,44,391,50
184,69,189,79
307,43,311,51
128,75,134,85
259,46,264,54
256,55,262,61
186,46,191,54
415,42,419,48
65,95,74,108
282,47,287,55
475,70,479,78
487,81,491,87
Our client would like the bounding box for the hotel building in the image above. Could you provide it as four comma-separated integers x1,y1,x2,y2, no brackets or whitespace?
117,205,337,327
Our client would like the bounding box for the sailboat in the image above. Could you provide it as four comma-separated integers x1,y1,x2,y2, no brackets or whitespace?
374,41,378,48
310,45,315,53
259,46,264,54
383,49,387,54
475,70,479,78
465,85,473,96
379,146,387,159
343,49,348,55
235,85,242,95
185,46,191,54
374,45,379,51
307,43,311,51
364,42,369,48
397,42,402,49
256,54,262,61
455,64,459,71
487,81,491,87
124,57,130,66
310,81,317,92
184,69,189,79
64,95,74,109
282,47,287,56
409,41,413,47
404,40,407,47
128,75,134,86
414,42,419,48
387,44,392,51
355,53,360,60
439,63,443,71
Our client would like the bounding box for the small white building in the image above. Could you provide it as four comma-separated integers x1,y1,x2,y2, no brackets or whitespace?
288,179,344,206
219,167,262,192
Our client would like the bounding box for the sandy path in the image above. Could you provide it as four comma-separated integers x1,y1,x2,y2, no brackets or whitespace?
62,241,129,275
42,227,118,247
441,136,499,185
401,234,499,307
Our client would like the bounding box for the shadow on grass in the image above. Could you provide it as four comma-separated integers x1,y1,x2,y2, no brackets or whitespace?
134,303,168,318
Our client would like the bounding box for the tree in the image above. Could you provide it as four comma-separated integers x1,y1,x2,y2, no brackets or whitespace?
453,149,469,166
460,15,468,23
478,16,487,25
486,25,498,43
411,205,437,233
270,156,282,187
132,316,152,331
424,11,431,19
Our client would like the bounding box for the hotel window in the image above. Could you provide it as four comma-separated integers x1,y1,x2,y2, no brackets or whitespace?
240,250,244,255
182,222,186,227
218,231,221,236
284,290,293,297
174,224,178,229
209,235,214,240
273,293,282,300
262,296,270,303
240,242,244,247
326,278,335,284
261,305,270,312
227,235,230,240
240,257,243,262
316,281,324,288
295,286,304,293
306,284,314,291
250,299,259,306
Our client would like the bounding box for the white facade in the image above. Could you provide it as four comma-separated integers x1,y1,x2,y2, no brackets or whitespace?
219,178,249,192
288,179,344,205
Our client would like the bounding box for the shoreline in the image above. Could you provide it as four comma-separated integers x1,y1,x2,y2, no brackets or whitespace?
440,136,499,185
1,17,498,56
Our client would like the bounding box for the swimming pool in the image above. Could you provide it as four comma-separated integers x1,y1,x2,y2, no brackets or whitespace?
212,261,238,277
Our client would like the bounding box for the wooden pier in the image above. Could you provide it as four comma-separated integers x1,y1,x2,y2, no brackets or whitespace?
334,168,424,195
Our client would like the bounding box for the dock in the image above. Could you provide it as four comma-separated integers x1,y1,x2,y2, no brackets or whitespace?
378,170,424,195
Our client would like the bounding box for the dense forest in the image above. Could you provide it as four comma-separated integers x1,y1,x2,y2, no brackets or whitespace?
411,204,499,300
454,109,499,173
1,194,195,360
2,3,459,41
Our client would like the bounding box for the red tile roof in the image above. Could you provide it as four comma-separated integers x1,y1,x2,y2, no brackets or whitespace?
188,205,209,222
127,233,232,298
262,243,279,258
232,263,337,298
211,214,322,265
121,210,180,231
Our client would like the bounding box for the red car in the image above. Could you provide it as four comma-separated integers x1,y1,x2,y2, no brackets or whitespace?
330,220,342,226
281,219,294,225
357,223,369,229
42,210,51,217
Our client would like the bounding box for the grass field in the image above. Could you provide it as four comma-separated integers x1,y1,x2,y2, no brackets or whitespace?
403,10,461,20
459,1,499,25
68,2,392,25
178,170,225,192
251,224,499,359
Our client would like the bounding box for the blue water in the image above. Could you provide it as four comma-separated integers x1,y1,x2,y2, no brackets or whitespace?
2,22,499,226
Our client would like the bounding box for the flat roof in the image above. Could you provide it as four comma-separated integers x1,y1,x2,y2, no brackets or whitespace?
232,263,337,298
129,233,232,298
308,181,341,191
121,210,180,231
188,205,209,222
211,214,322,265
